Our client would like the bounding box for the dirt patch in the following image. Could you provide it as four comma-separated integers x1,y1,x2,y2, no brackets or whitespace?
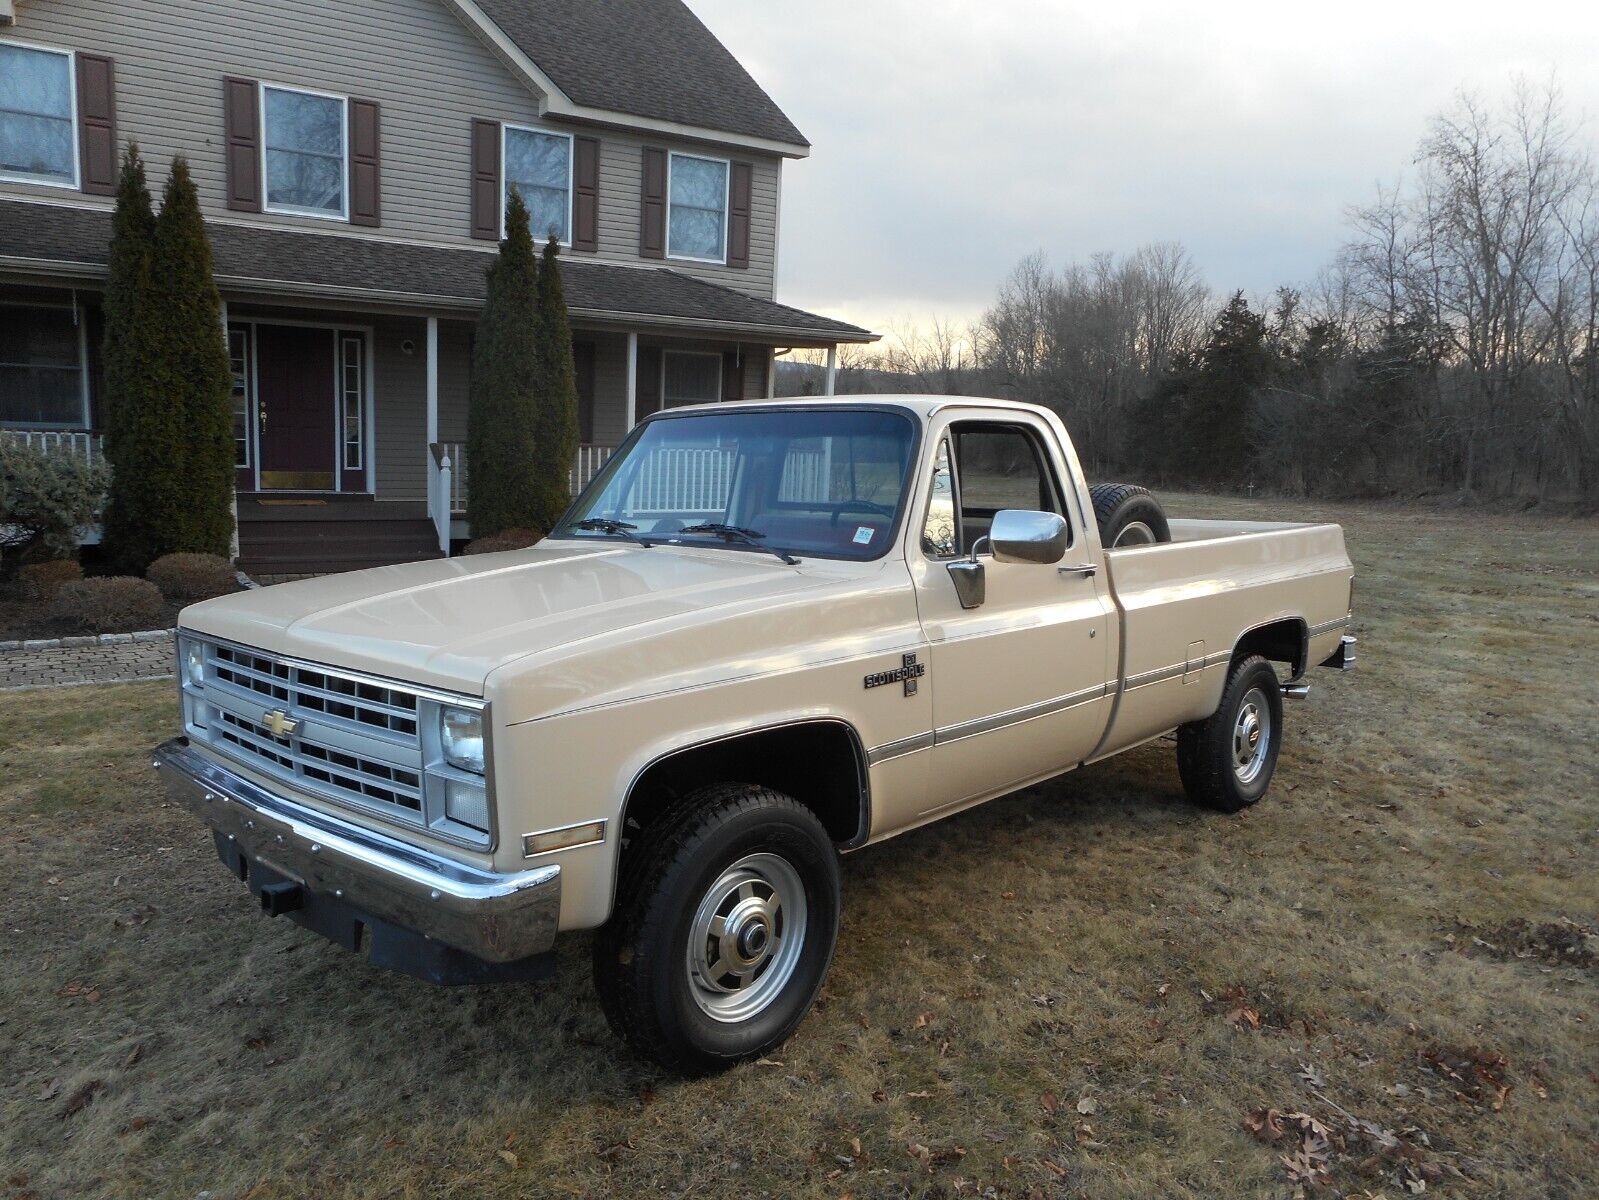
1450,917,1597,971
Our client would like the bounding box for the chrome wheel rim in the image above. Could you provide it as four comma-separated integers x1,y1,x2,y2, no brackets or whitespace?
1232,687,1272,785
1112,520,1158,547
686,852,808,1023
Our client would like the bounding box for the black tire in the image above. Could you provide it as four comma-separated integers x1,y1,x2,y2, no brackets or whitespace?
1090,483,1171,548
1177,655,1283,813
592,783,841,1074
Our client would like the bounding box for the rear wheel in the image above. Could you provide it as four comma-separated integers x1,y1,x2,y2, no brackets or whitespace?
1089,483,1171,548
1177,655,1282,813
593,784,841,1074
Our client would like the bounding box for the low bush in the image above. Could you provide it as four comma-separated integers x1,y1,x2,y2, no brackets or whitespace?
50,576,165,633
463,526,543,555
0,438,110,567
146,552,236,601
16,559,83,600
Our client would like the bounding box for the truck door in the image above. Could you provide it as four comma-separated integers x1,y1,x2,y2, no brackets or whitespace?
908,414,1114,815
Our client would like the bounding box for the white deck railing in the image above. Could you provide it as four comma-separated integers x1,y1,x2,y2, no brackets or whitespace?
2,429,105,463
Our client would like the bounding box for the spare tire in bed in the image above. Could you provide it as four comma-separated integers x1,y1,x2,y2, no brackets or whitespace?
1089,483,1171,548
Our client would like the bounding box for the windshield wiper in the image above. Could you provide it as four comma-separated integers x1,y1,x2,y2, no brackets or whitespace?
678,522,799,565
574,517,653,548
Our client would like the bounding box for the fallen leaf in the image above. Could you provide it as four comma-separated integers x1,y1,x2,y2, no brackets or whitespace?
1076,1096,1098,1115
914,1012,933,1029
1297,1063,1326,1088
1040,1091,1058,1114
497,1149,519,1168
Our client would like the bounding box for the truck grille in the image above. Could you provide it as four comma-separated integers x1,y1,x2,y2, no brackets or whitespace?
184,638,443,829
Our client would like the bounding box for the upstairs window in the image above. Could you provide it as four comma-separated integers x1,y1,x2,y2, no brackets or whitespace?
667,152,728,262
0,305,88,428
0,42,77,188
504,126,572,243
262,84,346,218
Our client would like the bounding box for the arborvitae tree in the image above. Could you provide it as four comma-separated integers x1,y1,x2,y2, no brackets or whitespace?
101,144,181,573
1187,292,1275,480
531,235,580,529
467,190,543,536
151,157,235,557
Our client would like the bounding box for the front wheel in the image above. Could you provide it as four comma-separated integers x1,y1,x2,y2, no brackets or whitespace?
1176,655,1283,812
593,784,841,1074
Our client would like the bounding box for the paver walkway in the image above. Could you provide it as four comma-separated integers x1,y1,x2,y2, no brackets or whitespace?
0,633,175,691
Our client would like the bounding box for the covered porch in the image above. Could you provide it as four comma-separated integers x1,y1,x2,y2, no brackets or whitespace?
0,199,875,572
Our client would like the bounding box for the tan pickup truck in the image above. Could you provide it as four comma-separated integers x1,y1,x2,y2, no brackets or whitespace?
154,396,1355,1072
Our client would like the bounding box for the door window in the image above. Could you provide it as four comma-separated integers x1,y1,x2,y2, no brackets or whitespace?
920,422,1069,557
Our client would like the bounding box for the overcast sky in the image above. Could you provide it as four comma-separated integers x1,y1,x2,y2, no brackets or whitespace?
686,0,1599,338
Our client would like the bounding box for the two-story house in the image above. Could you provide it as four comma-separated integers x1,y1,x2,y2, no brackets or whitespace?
0,0,873,572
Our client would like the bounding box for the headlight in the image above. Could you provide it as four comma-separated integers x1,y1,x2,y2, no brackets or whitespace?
440,706,484,774
183,639,205,687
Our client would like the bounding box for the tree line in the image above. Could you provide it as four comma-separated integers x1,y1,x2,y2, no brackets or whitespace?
801,79,1599,504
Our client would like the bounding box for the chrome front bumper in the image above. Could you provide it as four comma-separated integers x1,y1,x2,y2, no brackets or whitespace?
152,737,559,965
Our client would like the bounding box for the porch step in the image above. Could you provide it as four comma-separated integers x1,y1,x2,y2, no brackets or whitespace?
237,515,442,576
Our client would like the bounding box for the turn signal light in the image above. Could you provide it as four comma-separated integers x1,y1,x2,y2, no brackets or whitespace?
522,820,607,858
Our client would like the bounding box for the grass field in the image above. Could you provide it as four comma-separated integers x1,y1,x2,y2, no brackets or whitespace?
1,494,1594,1200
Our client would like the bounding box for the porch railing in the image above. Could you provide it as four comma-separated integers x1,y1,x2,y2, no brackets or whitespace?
2,429,105,464
427,442,618,554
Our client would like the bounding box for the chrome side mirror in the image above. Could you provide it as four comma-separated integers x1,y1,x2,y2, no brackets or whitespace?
989,509,1069,565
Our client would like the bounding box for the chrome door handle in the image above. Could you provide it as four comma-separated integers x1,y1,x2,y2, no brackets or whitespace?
1058,562,1097,578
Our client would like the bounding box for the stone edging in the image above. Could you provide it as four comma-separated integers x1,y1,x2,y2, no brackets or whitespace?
0,628,177,653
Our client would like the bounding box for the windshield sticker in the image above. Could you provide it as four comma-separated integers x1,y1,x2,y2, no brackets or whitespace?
853,526,875,545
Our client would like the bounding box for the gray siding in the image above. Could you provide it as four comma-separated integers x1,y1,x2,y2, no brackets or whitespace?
1,0,779,297
372,316,429,503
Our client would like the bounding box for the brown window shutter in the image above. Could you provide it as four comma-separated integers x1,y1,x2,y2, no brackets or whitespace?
572,136,599,252
636,346,663,416
639,147,666,259
470,119,501,240
222,77,261,212
75,54,117,196
348,99,381,227
727,162,753,269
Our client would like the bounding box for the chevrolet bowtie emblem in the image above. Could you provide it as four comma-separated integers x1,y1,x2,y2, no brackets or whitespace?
263,709,298,738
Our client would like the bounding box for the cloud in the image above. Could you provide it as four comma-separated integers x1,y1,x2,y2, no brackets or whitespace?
688,0,1599,332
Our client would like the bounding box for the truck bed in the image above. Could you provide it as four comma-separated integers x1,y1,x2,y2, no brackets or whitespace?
1089,518,1354,755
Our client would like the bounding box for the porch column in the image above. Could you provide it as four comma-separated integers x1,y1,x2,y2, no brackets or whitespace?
425,317,439,445
824,345,838,396
426,318,448,555
624,331,638,430
221,300,239,560
766,348,777,399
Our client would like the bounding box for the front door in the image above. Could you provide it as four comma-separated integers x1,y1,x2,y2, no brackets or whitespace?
908,414,1115,815
256,324,337,491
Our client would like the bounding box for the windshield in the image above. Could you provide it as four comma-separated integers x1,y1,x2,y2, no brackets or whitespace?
554,407,918,561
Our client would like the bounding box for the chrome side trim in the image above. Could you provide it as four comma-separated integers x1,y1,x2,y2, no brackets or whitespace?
1307,615,1350,637
1124,662,1185,691
934,682,1109,746
152,738,558,963
865,730,935,765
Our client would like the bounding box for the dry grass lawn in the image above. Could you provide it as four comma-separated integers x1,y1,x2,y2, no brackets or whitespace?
1,493,1595,1199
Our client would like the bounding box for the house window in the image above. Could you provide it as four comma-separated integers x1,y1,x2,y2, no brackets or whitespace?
0,42,77,188
503,126,571,243
340,334,363,470
662,351,722,407
667,152,728,262
0,305,88,428
227,326,252,467
262,84,346,218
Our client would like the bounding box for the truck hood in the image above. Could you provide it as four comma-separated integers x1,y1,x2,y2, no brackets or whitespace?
180,541,839,695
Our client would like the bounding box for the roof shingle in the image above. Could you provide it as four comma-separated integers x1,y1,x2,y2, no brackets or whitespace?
473,0,807,148
0,200,871,343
